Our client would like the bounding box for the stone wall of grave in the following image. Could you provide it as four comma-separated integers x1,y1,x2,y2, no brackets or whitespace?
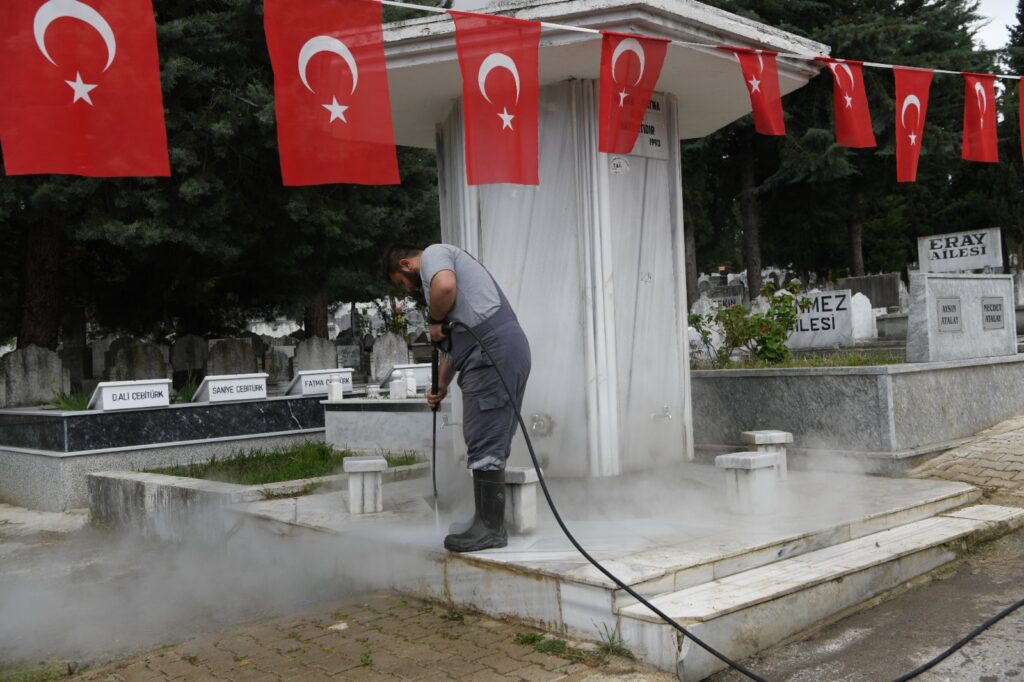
906,273,1016,363
836,273,905,310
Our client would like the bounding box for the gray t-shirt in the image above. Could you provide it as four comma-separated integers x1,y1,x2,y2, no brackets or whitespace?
420,244,501,328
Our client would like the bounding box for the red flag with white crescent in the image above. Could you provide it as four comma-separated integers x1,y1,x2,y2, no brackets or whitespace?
893,67,932,183
816,57,876,148
0,0,169,176
962,73,998,163
598,32,669,154
264,0,399,186
718,46,785,136
450,10,540,186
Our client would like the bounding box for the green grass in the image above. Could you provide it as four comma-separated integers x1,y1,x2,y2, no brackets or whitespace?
49,390,90,411
146,442,422,486
173,372,201,404
697,351,903,370
0,660,67,682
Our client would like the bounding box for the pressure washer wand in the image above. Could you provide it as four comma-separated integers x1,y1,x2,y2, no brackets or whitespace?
430,345,440,503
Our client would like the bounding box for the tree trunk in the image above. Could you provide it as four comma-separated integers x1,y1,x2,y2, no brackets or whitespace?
304,289,330,339
683,204,700,310
739,145,763,297
848,202,865,277
17,222,62,350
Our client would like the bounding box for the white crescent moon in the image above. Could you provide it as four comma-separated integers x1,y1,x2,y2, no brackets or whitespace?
34,0,116,72
610,38,645,85
756,50,764,75
478,52,520,105
900,94,921,130
975,81,987,126
829,61,856,93
298,35,358,95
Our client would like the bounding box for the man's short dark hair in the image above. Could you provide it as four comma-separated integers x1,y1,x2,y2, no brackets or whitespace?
381,245,423,280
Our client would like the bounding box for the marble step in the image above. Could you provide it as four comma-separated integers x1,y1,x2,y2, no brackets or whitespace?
617,504,1024,681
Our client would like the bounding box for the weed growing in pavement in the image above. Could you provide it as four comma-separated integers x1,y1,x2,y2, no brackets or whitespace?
181,654,199,665
534,638,568,655
515,632,543,646
595,622,634,660
359,653,373,667
439,632,461,641
439,607,464,623
419,603,434,614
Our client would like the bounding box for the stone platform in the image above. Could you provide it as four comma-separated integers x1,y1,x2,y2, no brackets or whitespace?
226,463,1022,680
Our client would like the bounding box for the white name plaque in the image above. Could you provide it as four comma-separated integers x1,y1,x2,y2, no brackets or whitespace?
285,369,353,397
917,228,1002,273
193,373,268,403
87,379,172,411
628,94,669,161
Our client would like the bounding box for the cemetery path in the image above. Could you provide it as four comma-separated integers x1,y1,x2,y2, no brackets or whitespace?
911,414,1024,497
68,592,676,682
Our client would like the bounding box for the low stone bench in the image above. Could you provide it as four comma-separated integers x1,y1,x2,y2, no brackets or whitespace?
740,430,793,480
344,456,387,514
505,466,540,535
715,452,778,515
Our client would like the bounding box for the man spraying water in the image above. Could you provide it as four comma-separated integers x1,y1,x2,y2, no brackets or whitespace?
383,244,531,552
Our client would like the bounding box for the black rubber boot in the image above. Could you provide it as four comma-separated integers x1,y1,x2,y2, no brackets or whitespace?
444,470,507,552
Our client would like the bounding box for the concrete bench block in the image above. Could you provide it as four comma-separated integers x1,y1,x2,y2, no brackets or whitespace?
504,466,540,535
715,452,778,515
740,430,792,479
344,456,387,513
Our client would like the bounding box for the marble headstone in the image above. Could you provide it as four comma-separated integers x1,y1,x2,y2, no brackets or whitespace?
370,332,408,384
917,228,1002,273
787,289,854,350
836,273,904,310
263,348,292,387
171,334,207,385
0,345,70,408
89,336,114,380
906,273,1016,362
850,293,878,341
106,340,171,381
336,345,362,372
208,339,257,376
293,337,337,373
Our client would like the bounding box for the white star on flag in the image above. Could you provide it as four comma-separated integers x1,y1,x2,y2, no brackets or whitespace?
748,77,761,93
498,106,515,130
65,72,97,105
618,89,629,107
908,132,917,146
844,94,853,108
322,97,349,123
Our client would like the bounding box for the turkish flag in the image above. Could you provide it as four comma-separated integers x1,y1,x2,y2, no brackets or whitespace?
817,58,875,148
264,0,399,186
450,11,540,185
893,67,932,183
718,46,785,135
0,0,169,177
963,73,998,163
598,32,669,154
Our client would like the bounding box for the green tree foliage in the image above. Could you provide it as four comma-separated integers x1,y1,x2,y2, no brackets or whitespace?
0,0,442,346
685,0,1011,281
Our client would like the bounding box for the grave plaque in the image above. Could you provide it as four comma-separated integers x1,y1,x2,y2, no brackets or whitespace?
627,94,669,161
192,373,269,403
87,379,172,411
285,369,353,397
906,273,1016,362
788,290,854,350
917,228,1002,273
936,297,962,332
982,297,1005,330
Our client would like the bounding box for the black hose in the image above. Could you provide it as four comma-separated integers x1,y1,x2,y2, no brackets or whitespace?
443,321,1024,682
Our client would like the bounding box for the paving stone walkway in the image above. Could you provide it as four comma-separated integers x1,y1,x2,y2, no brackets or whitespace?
72,593,676,682
911,414,1024,495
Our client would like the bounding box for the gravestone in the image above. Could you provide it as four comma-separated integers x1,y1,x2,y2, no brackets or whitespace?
171,334,207,387
240,331,268,359
336,344,362,371
107,340,171,381
850,293,878,341
906,273,1016,362
0,345,70,408
708,283,747,308
89,336,114,380
837,273,904,310
917,228,1002,273
293,337,337,373
264,348,292,387
370,332,409,384
787,289,854,350
207,339,257,376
